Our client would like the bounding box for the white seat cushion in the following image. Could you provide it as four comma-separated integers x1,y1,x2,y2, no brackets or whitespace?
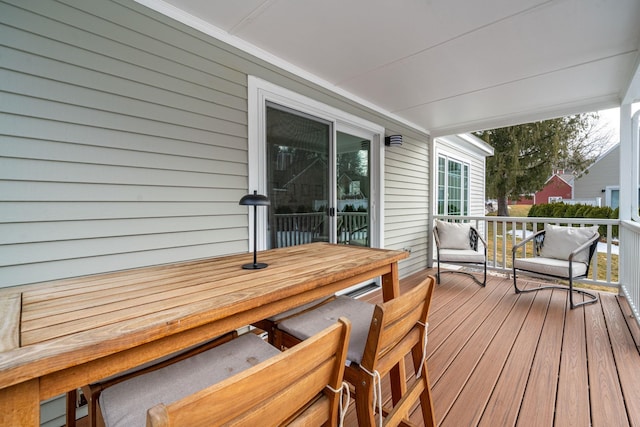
514,256,588,278
278,296,374,364
99,333,279,427
439,248,485,263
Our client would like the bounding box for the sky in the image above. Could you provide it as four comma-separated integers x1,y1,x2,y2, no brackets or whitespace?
596,104,640,142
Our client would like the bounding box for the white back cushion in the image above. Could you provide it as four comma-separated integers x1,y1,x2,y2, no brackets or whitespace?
436,220,471,250
539,225,598,263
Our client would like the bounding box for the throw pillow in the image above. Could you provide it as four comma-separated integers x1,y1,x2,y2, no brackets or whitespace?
436,220,471,250
539,225,599,263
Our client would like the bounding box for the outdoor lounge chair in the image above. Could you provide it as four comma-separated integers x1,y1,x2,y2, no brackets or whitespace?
433,219,487,286
512,224,600,309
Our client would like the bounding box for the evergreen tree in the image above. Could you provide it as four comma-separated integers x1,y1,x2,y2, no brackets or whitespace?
475,114,605,216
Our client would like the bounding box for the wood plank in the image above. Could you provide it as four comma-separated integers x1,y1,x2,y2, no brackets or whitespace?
601,295,640,426
478,289,559,427
433,280,528,425
439,285,540,426
515,289,566,425
585,296,629,426
428,276,511,383
0,293,21,352
617,295,640,348
555,293,591,426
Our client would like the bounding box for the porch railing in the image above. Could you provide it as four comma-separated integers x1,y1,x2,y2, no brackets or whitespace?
273,212,368,247
619,220,640,328
435,214,640,331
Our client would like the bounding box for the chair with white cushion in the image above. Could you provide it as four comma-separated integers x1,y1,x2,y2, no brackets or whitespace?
433,219,487,286
512,224,600,309
275,276,437,427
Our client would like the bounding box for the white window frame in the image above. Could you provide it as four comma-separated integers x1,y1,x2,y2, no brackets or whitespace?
436,154,471,216
248,76,385,250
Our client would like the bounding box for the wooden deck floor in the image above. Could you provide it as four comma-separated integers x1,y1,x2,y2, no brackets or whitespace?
345,268,640,427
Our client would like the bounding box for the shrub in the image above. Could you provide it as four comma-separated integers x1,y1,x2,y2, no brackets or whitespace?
528,203,619,238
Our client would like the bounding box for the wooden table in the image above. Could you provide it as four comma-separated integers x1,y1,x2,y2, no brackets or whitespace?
0,243,408,425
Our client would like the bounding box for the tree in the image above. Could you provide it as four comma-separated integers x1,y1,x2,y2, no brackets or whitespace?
475,113,607,216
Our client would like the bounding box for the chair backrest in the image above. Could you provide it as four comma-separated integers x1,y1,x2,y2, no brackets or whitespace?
433,220,478,251
539,230,600,275
360,276,435,376
146,318,351,427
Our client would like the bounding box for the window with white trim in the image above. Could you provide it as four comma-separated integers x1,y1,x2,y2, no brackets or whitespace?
437,155,470,216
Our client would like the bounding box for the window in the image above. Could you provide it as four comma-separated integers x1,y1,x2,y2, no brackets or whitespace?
605,186,619,209
437,155,470,216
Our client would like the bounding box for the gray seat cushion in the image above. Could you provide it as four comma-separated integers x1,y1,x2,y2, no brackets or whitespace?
267,295,335,321
439,248,485,263
99,333,279,427
514,257,588,278
278,295,374,364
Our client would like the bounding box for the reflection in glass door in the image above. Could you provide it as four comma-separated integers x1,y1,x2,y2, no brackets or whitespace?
265,103,374,250
265,104,332,249
336,131,370,247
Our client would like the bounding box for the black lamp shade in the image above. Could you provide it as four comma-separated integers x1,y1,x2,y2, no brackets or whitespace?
239,191,270,206
239,191,270,269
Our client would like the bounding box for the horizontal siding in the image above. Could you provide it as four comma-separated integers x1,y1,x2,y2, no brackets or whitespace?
384,135,430,277
1,1,434,425
1,0,250,287
573,145,620,201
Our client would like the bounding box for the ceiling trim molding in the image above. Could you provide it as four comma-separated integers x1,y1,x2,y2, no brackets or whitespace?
134,0,430,135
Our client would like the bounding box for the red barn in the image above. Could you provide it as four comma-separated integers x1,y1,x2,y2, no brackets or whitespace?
515,173,574,205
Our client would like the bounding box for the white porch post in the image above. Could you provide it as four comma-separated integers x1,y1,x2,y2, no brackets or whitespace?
618,103,633,221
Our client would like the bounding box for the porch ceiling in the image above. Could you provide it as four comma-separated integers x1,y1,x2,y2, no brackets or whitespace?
143,0,640,136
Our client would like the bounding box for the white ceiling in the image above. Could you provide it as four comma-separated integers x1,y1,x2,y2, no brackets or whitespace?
142,0,640,136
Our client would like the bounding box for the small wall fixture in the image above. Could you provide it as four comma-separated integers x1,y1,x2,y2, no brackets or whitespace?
239,191,270,269
385,135,403,147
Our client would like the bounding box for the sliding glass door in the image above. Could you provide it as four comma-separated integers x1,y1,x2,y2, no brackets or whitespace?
266,104,332,248
265,104,373,249
336,131,370,247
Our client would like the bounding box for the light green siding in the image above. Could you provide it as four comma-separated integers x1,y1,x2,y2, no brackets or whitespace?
384,135,430,275
2,1,431,423
1,0,431,288
1,0,250,287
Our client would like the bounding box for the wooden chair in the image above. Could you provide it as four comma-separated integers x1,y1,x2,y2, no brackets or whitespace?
512,224,600,309
145,318,351,427
276,276,437,427
66,332,237,427
433,219,486,286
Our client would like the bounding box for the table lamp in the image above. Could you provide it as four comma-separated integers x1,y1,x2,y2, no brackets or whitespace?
239,190,270,269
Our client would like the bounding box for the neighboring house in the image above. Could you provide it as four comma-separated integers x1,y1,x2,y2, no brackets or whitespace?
434,134,494,219
515,170,574,205
573,144,620,208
